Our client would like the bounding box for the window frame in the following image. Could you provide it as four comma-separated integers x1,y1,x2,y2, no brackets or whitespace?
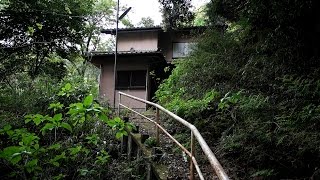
172,42,196,59
116,70,147,90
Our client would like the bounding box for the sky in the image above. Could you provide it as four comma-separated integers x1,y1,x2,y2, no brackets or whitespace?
120,0,210,26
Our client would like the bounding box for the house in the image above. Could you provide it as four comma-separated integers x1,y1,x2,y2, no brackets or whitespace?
90,26,205,109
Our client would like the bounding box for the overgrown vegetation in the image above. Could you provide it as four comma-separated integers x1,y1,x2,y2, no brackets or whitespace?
0,0,147,179
0,82,134,179
156,0,320,179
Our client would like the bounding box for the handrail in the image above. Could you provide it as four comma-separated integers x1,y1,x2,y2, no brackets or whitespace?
118,92,229,180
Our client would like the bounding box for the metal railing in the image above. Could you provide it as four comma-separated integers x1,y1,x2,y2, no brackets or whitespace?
118,92,229,180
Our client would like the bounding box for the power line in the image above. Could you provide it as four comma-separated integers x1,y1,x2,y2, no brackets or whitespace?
0,6,114,18
0,9,87,18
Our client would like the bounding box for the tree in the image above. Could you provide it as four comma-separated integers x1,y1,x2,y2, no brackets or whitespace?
0,0,95,80
158,0,194,29
138,17,155,27
72,0,116,78
193,5,208,26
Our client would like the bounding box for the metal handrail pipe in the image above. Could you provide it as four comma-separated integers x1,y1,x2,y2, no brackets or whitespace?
119,103,192,156
120,103,205,179
119,92,229,180
119,103,204,180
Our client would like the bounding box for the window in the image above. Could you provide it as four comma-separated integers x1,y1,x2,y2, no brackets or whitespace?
172,42,196,58
116,70,146,89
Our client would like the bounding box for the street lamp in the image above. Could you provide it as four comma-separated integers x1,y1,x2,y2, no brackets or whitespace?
113,1,131,108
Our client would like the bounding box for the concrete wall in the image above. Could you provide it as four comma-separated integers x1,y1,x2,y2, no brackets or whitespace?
118,31,158,51
117,30,197,62
98,56,150,109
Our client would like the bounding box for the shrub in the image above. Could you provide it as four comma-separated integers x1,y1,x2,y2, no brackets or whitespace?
155,24,320,178
0,84,133,179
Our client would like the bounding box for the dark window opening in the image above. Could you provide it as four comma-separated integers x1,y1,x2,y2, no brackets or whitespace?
116,70,146,89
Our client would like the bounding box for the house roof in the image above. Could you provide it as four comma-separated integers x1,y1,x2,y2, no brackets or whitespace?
89,50,167,67
101,26,207,35
90,50,163,56
90,49,165,61
101,27,162,35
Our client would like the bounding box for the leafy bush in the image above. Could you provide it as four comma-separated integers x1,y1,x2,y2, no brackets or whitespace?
0,84,133,179
155,3,320,177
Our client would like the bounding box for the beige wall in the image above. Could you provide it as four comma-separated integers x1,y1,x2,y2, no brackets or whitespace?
98,56,150,109
117,30,198,62
118,31,158,51
115,90,146,109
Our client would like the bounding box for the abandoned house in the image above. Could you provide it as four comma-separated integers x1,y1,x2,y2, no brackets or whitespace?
90,26,205,109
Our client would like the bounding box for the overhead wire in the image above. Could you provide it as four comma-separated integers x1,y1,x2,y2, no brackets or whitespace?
0,8,87,18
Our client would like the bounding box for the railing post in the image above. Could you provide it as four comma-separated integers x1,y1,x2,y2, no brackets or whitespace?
155,107,160,145
117,92,121,116
190,131,195,180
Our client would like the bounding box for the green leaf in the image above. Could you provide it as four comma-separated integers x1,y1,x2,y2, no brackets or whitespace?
83,95,93,107
64,83,72,91
53,174,66,180
53,113,62,122
48,143,61,150
65,5,72,14
33,114,44,125
21,134,39,146
107,119,116,127
80,169,89,176
0,124,12,134
99,113,108,121
0,146,22,164
50,152,66,167
48,102,64,111
41,123,55,134
68,146,82,156
61,122,72,132
25,159,38,173
52,161,60,167
27,26,34,35
36,23,43,30
11,154,22,165
115,132,123,139
24,115,33,124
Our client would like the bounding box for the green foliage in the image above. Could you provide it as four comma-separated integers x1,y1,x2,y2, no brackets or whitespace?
0,0,95,79
0,84,133,179
144,137,157,148
156,1,320,178
158,0,194,29
193,5,208,26
138,17,155,27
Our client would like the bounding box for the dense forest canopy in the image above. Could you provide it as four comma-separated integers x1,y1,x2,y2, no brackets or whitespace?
156,0,320,179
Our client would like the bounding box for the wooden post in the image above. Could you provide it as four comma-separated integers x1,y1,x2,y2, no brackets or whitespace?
190,131,195,180
155,108,160,145
117,92,121,116
146,163,152,180
121,135,128,154
127,135,132,160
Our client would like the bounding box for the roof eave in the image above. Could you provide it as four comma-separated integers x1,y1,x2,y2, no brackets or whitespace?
101,27,163,35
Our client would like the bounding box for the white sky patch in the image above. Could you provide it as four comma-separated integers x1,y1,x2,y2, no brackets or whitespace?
100,0,210,50
120,0,210,26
